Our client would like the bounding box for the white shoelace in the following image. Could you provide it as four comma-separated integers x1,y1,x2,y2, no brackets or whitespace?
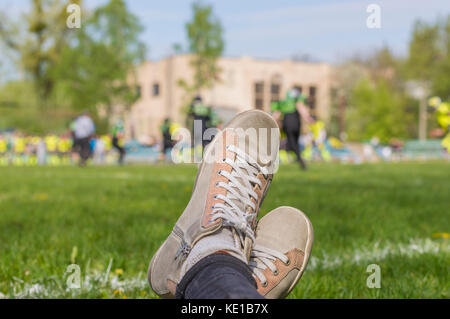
249,245,289,285
208,144,268,249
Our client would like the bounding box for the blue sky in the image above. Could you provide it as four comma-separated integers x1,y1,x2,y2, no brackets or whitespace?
2,0,450,64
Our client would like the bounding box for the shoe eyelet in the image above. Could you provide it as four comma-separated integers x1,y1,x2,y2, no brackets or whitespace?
273,269,279,276
262,281,268,288
215,182,219,187
213,195,218,199
217,170,222,176
284,258,291,266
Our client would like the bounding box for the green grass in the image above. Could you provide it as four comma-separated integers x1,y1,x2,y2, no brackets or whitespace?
0,162,449,298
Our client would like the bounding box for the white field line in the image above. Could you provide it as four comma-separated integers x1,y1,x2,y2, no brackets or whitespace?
7,272,149,299
3,237,448,298
308,237,449,270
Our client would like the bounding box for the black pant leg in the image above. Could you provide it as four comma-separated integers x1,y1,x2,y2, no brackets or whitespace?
176,253,264,299
79,137,91,165
112,137,125,164
283,113,307,169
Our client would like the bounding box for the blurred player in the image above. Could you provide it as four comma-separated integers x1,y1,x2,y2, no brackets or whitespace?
57,133,72,165
73,111,96,166
188,96,212,157
428,96,450,153
160,118,181,162
271,88,311,170
12,132,26,166
309,117,331,162
45,133,60,165
0,134,8,166
111,120,126,165
160,118,172,161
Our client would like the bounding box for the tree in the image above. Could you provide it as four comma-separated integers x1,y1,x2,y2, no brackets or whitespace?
406,15,450,99
346,78,415,143
178,1,224,97
329,61,368,139
0,0,145,133
406,20,440,83
331,45,422,142
431,16,450,98
51,0,146,129
0,0,80,102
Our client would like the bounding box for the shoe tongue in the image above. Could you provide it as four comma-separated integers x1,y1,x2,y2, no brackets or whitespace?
229,228,253,262
243,236,253,261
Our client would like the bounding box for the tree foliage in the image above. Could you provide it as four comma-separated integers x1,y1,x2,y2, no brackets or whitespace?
0,0,145,133
347,78,415,143
406,15,450,98
335,15,450,142
55,0,146,115
179,1,224,96
0,0,79,102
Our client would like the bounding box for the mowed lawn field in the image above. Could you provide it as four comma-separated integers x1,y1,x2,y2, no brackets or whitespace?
0,162,449,299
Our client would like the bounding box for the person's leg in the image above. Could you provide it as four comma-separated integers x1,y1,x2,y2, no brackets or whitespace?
286,126,306,169
192,116,204,147
192,116,204,161
294,137,308,170
116,146,125,164
176,253,264,299
114,141,126,165
162,142,171,161
285,119,306,170
79,138,89,166
120,147,125,164
200,117,209,148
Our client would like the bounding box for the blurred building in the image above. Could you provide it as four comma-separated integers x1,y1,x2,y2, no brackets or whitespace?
123,54,333,140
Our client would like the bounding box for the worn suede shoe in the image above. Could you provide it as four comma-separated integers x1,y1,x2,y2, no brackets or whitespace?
148,110,280,298
250,206,314,299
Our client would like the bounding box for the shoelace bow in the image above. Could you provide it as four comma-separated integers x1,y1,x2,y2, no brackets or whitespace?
249,245,289,286
208,144,268,249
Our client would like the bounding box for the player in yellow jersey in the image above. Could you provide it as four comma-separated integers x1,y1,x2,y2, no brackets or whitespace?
428,96,450,152
0,135,8,166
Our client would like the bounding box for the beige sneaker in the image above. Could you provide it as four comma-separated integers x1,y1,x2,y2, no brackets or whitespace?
250,206,314,299
148,110,280,298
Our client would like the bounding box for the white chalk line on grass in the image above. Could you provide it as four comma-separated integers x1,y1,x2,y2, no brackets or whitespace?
6,270,150,299
308,237,449,271
2,237,448,298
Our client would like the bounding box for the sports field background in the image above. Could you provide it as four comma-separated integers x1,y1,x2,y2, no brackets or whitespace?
0,162,449,299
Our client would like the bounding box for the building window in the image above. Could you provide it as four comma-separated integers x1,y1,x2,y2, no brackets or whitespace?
308,86,317,110
254,82,264,110
270,83,281,102
136,85,141,98
293,85,303,94
153,83,160,97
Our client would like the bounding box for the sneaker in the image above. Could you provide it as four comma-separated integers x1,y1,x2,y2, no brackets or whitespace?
250,206,313,298
148,110,280,298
